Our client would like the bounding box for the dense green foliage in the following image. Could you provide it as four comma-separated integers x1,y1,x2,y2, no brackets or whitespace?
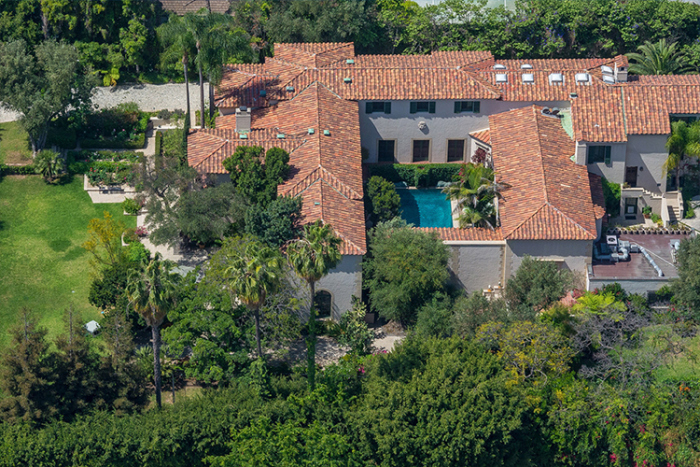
244,196,302,247
223,146,290,207
505,256,575,318
368,163,461,187
602,176,621,217
365,175,401,224
673,235,700,320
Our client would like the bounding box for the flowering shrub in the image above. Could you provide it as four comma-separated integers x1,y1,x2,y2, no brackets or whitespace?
135,226,148,237
73,150,141,186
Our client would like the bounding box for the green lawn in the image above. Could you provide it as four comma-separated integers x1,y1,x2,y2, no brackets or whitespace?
0,121,32,165
0,175,135,348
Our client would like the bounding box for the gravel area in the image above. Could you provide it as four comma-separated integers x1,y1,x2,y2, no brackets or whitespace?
0,82,210,123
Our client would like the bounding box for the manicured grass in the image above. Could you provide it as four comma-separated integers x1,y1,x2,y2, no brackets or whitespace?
0,175,136,348
0,121,32,165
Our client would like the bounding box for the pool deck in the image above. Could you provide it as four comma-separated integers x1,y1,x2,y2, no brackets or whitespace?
591,233,689,280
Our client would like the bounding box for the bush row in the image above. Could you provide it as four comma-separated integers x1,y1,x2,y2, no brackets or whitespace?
154,130,163,158
81,132,146,150
0,164,37,175
367,163,462,187
45,128,78,149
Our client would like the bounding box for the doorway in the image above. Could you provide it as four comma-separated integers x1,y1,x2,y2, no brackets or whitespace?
625,166,638,187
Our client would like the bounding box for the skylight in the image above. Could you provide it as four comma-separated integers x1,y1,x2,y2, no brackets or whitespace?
548,73,564,85
520,63,533,69
495,73,508,83
601,65,613,74
602,75,615,84
493,64,506,70
575,73,590,84
522,73,534,84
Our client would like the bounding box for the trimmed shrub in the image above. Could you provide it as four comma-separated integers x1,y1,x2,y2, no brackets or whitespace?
154,130,163,158
82,132,146,150
122,198,141,215
0,164,37,175
45,127,77,149
367,163,461,187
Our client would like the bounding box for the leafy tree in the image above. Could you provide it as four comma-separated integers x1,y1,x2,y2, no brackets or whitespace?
0,40,95,155
505,256,574,318
176,183,248,245
33,149,63,182
244,195,302,247
215,236,284,359
287,220,342,390
337,298,374,356
119,17,149,74
627,38,691,75
125,253,180,408
364,218,449,325
414,293,453,338
82,211,127,270
365,175,400,224
0,310,56,424
665,119,700,190
673,235,700,318
223,145,290,207
476,320,574,386
451,292,509,338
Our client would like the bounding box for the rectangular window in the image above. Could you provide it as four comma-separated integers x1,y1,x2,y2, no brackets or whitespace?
413,140,430,162
365,101,391,114
410,101,436,114
587,145,612,164
377,140,395,162
454,101,481,113
447,140,465,162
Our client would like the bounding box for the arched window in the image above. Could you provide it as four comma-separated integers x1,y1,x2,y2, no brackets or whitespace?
313,290,332,319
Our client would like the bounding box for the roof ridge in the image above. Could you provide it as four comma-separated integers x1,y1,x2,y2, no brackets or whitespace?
531,107,550,204
505,202,548,238
458,70,502,98
543,203,596,238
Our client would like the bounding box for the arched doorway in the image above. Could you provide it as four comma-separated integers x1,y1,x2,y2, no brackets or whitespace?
313,290,332,319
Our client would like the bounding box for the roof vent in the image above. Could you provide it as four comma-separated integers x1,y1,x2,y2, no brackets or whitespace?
520,63,533,69
548,73,564,85
601,65,613,74
569,92,578,98
493,63,506,70
575,72,590,84
344,77,352,83
323,130,331,136
239,133,248,139
495,73,508,84
346,58,354,64
522,73,534,84
285,86,294,92
602,75,615,84
308,128,315,134
259,90,267,97
277,133,285,139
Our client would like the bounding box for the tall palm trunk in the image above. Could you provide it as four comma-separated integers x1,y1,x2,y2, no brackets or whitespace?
306,280,317,390
151,324,162,408
208,74,216,122
196,43,205,128
254,308,263,359
183,54,191,127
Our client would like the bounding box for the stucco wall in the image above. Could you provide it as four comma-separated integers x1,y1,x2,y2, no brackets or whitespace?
625,135,669,194
315,255,363,321
575,142,627,182
447,243,505,293
505,240,593,277
360,99,570,163
588,278,670,296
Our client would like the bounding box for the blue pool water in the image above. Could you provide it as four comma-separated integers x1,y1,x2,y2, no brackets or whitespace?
398,189,453,228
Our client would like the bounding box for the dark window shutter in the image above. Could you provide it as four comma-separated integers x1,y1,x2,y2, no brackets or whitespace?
365,102,372,114
473,101,480,113
384,102,391,114
429,102,436,114
454,102,461,113
410,102,417,114
604,146,612,165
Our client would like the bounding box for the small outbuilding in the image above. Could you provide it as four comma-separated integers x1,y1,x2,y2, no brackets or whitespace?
84,320,101,336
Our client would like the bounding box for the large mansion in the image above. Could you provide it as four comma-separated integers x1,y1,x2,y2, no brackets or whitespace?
187,42,700,318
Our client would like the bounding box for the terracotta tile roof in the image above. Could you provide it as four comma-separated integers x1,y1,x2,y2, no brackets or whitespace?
158,0,231,14
347,50,492,68
469,58,616,71
588,173,606,221
623,84,700,135
489,106,598,240
189,82,366,255
415,227,504,241
473,69,597,102
571,86,627,142
273,43,356,69
470,129,491,145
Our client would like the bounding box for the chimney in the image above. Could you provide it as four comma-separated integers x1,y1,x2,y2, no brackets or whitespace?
235,106,251,133
614,63,628,83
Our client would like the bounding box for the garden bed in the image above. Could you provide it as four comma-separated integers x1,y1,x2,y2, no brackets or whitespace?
68,150,143,186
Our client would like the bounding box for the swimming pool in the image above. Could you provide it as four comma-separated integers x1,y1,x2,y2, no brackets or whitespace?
398,188,453,228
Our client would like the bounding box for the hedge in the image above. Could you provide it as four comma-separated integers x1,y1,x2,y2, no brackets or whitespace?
367,163,462,187
0,164,37,175
154,130,163,158
82,132,146,150
45,128,77,149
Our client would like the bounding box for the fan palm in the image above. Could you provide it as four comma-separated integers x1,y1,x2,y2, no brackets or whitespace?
222,236,283,359
34,150,63,181
443,163,509,229
665,120,700,190
125,253,180,408
157,15,197,127
287,221,342,390
627,39,691,75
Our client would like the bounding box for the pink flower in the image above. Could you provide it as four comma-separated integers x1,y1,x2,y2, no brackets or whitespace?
358,365,365,375
610,453,617,462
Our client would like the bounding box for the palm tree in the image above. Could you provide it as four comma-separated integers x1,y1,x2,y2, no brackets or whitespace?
222,236,283,359
665,120,700,190
287,221,342,390
157,15,197,127
627,39,691,75
34,150,63,182
125,253,179,408
198,15,253,123
443,163,509,229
